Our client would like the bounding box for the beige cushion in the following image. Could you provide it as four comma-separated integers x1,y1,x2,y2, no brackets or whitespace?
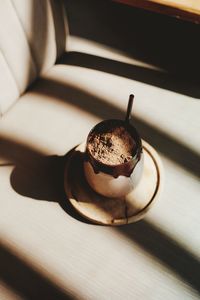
0,35,200,300
0,0,67,116
0,51,19,116
0,55,199,299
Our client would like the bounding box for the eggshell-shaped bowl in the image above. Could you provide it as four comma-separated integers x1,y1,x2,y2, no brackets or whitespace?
84,119,143,198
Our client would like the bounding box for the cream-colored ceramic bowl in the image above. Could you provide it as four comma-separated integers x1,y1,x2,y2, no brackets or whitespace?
84,153,144,198
84,119,143,198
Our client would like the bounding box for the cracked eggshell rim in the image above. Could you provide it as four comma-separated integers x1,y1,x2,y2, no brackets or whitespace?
85,119,143,178
84,153,144,198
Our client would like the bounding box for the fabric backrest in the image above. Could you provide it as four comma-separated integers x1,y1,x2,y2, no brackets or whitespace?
0,0,68,116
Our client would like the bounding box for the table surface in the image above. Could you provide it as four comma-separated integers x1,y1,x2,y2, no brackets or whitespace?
115,0,200,23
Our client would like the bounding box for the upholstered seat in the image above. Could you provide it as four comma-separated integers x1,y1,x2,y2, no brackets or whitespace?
0,1,199,299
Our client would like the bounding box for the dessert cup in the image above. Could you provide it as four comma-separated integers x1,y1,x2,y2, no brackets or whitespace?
84,119,143,198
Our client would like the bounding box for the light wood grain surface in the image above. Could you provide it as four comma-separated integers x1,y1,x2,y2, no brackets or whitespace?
115,0,200,23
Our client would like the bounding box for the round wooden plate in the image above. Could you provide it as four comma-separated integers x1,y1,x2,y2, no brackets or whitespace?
64,140,163,225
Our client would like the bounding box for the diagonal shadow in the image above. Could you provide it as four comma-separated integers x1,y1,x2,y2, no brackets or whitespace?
31,77,200,178
1,73,200,291
65,0,200,84
1,0,199,297
0,133,199,293
119,220,200,293
0,135,199,293
0,242,78,299
0,1,73,299
0,134,87,223
59,51,200,98
1,37,199,284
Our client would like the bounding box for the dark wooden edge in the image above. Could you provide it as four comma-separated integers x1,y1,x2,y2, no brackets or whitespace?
114,0,200,24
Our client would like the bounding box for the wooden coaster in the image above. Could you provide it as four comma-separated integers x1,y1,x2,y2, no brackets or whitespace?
64,140,163,225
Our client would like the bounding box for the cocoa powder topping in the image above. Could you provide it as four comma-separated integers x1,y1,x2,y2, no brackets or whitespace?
88,126,135,165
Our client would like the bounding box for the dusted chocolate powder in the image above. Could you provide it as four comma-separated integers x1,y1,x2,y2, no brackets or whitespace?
88,126,135,165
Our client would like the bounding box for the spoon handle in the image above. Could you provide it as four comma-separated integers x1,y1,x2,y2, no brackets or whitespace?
125,94,134,124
